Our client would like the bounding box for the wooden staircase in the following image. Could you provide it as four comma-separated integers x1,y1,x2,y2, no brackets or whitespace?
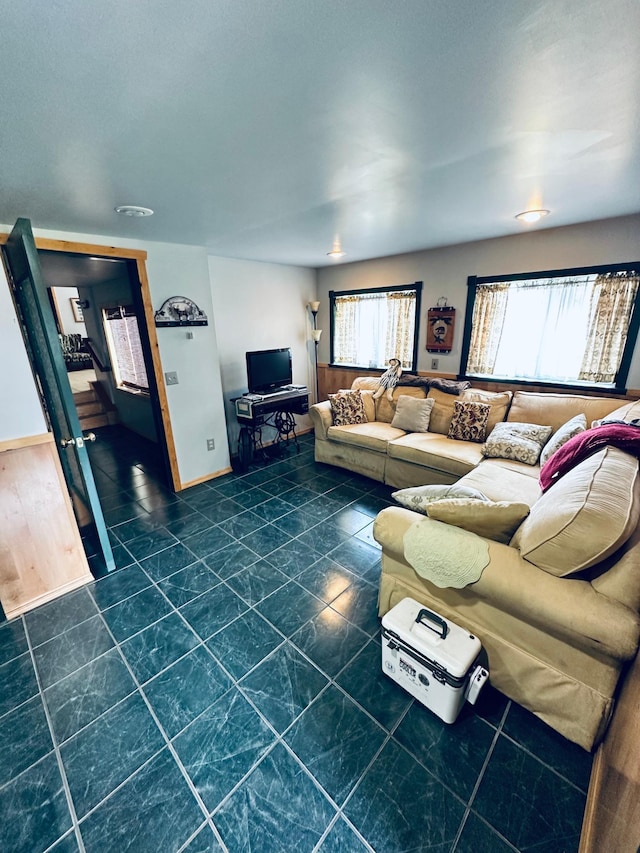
73,382,118,430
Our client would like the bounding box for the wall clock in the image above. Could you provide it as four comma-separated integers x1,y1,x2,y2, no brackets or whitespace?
154,296,208,327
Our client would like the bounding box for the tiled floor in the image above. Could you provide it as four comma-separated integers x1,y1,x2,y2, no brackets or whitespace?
0,425,593,853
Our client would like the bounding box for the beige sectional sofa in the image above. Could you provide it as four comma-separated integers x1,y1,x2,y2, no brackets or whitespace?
309,378,640,749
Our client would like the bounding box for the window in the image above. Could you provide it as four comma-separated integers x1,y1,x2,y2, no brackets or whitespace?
102,305,149,392
461,264,640,390
330,282,422,371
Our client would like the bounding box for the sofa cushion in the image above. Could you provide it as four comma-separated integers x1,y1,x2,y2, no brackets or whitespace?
327,421,406,453
483,422,553,465
427,388,512,436
591,399,640,427
511,446,640,576
376,386,428,424
447,401,491,443
539,414,587,465
508,391,623,432
391,483,488,514
458,459,542,505
391,396,435,432
328,389,367,425
426,498,530,544
388,432,485,477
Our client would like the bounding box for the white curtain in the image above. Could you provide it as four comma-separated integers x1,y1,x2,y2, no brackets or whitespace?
333,290,416,368
492,278,592,381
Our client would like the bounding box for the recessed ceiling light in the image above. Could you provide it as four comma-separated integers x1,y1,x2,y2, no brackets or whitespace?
515,209,550,224
326,249,346,258
114,205,154,217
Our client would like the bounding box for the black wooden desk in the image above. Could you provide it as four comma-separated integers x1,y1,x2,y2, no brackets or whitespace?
234,389,309,470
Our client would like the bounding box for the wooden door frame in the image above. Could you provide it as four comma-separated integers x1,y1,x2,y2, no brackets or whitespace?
0,233,181,492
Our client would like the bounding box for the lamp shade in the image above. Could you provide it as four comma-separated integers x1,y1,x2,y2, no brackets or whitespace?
312,329,322,343
309,301,320,313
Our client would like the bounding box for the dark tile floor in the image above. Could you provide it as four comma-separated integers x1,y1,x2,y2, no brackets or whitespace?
0,426,592,853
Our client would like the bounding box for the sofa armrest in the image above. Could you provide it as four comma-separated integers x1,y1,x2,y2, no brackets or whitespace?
374,506,640,662
309,401,333,440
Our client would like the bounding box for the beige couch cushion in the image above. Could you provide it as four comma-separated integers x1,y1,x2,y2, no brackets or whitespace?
459,459,542,505
427,388,512,435
327,421,406,453
511,446,640,577
387,432,485,477
391,396,435,432
426,498,531,544
592,399,640,426
376,386,428,424
508,391,623,432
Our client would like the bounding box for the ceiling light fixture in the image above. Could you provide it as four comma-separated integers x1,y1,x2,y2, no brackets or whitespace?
515,209,550,224
114,205,154,217
326,238,346,259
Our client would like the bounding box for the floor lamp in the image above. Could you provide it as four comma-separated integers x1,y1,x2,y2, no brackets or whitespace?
309,302,322,403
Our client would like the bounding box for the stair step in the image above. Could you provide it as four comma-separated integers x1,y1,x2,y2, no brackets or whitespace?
79,414,111,429
73,390,97,405
76,401,104,418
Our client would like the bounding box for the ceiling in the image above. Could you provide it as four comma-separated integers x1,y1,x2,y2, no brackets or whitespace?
1,0,638,268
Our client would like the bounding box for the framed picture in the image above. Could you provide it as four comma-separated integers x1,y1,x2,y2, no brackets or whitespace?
426,306,455,352
70,298,84,322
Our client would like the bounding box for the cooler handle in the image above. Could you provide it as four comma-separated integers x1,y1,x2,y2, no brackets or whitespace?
415,608,449,639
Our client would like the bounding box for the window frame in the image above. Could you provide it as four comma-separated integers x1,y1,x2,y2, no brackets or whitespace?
328,281,423,373
460,262,640,393
102,303,150,395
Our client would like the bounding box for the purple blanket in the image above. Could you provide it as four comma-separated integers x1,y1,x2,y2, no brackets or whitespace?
539,423,640,492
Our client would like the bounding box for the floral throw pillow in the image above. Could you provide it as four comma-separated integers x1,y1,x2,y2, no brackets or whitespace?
448,401,491,443
483,421,553,465
328,389,367,426
391,483,489,514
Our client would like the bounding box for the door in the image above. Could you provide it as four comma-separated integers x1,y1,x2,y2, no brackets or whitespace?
2,218,115,573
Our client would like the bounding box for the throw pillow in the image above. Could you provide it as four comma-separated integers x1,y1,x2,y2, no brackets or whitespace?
512,446,640,576
391,483,489,515
483,422,553,466
427,388,512,436
539,414,587,465
390,396,435,432
426,498,530,544
447,401,491,443
328,390,367,426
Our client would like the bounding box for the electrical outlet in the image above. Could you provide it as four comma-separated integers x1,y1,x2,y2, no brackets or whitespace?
431,358,439,370
206,438,215,451
165,371,178,386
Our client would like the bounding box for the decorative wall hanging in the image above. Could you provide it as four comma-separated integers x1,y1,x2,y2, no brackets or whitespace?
154,296,208,327
426,298,455,353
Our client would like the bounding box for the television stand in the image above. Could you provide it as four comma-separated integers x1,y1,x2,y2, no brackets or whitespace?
233,389,309,471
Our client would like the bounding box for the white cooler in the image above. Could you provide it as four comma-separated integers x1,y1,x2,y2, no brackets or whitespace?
381,597,488,723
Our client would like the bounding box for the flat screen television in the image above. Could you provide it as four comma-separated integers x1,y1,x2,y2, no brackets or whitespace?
246,347,292,394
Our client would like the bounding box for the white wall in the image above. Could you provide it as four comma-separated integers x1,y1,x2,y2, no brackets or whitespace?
0,262,47,441
209,256,316,452
316,214,640,388
52,286,86,335
1,223,230,485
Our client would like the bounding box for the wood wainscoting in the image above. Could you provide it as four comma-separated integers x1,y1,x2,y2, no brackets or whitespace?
317,364,637,404
0,433,92,619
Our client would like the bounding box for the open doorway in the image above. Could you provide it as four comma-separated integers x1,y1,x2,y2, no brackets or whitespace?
38,249,173,488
